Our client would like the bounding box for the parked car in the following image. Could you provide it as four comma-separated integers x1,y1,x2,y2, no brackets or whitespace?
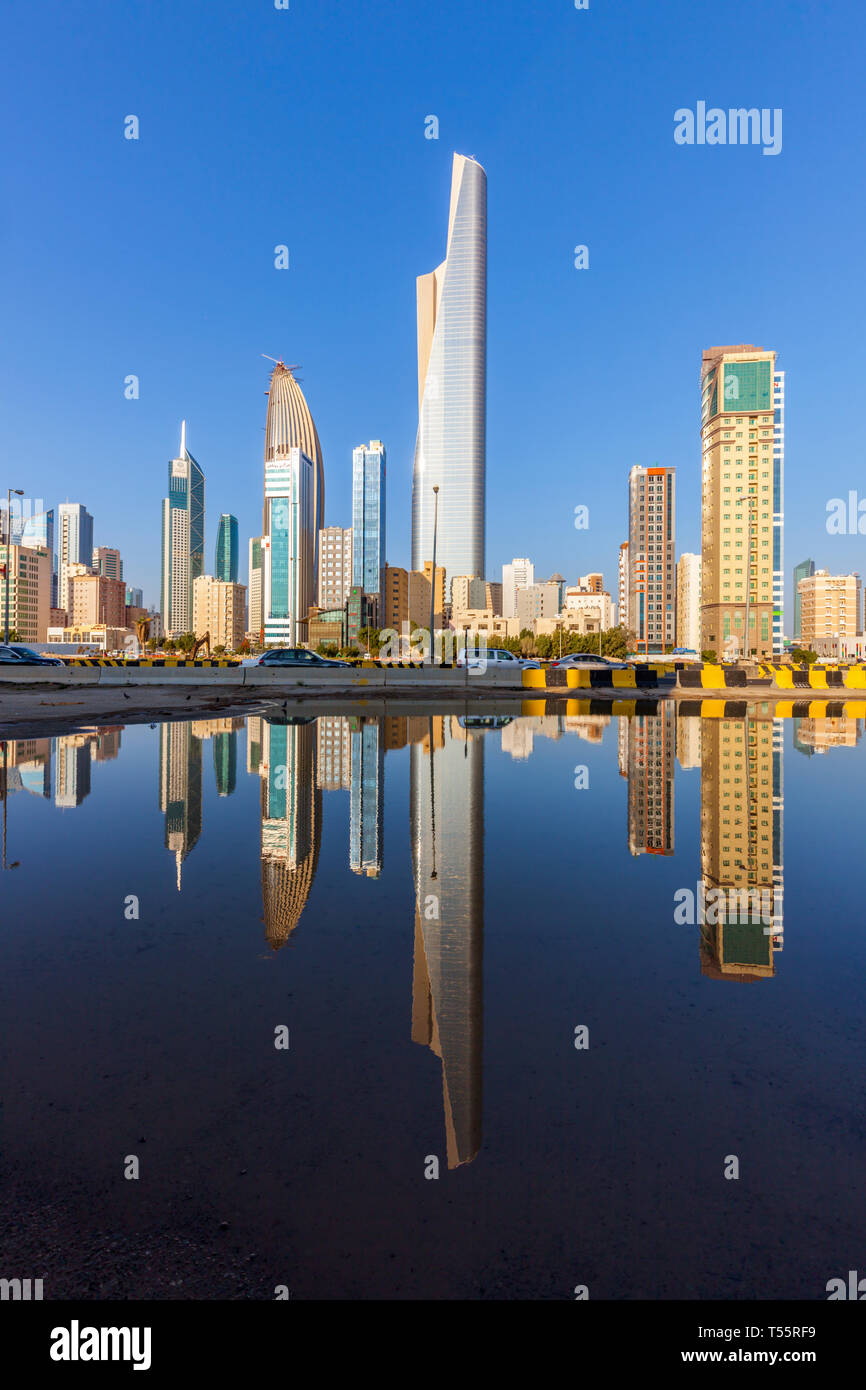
549,652,629,670
0,643,64,666
458,715,515,730
244,647,351,668
455,647,540,671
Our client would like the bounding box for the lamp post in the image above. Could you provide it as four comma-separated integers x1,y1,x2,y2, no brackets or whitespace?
428,485,439,667
4,488,24,644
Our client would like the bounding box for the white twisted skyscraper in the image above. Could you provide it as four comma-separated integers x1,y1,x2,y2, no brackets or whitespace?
411,154,487,592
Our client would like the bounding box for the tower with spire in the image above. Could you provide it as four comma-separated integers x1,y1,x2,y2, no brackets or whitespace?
160,420,205,638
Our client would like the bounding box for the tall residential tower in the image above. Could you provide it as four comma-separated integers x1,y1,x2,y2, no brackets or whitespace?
700,345,784,658
58,503,94,613
628,466,677,653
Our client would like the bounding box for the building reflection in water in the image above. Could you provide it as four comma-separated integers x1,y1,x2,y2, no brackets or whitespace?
159,721,202,890
252,714,321,952
409,715,484,1169
793,714,862,756
349,716,384,877
53,726,123,808
1,736,52,800
619,705,676,857
698,716,784,981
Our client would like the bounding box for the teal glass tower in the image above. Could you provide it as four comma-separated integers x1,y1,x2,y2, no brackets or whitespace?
215,513,239,583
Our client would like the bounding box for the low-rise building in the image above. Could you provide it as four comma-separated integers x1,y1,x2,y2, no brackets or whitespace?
798,569,861,650
564,588,613,629
47,624,133,653
69,572,126,629
192,575,247,650
516,582,562,630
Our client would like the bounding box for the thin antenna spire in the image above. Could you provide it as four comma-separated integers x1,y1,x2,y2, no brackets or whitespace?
180,420,187,457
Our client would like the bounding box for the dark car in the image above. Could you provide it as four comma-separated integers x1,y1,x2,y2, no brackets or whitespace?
0,643,64,666
246,647,351,668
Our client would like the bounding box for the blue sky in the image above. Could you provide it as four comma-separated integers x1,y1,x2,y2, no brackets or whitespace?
2,0,864,614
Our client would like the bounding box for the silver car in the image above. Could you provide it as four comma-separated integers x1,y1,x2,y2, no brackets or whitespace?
455,647,540,671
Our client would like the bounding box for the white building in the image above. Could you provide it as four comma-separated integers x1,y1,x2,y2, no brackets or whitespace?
676,553,702,651
564,588,613,629
502,557,534,618
248,537,263,638
618,542,629,632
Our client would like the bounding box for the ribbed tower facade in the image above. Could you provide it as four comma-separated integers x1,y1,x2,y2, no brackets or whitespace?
263,363,324,546
411,154,487,599
261,363,323,646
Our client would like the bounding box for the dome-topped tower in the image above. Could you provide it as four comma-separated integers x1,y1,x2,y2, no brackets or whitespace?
263,361,324,541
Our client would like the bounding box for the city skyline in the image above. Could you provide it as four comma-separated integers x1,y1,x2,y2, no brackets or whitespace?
5,2,862,619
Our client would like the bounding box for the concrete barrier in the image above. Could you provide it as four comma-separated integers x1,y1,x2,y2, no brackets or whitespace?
676,662,866,691
0,659,527,700
98,664,246,686
523,667,662,691
0,665,102,686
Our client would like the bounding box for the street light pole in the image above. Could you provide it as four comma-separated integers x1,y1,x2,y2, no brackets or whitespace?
4,488,24,644
428,485,439,667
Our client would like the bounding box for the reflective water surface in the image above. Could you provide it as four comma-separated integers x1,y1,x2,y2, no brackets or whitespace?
1,703,864,1299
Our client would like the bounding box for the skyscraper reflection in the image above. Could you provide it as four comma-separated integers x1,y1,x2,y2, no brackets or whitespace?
349,716,384,877
410,716,484,1169
258,716,321,951
159,721,202,890
622,706,676,856
54,734,93,808
699,716,784,980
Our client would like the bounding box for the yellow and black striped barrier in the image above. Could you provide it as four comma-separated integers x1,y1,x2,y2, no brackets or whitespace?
65,657,240,667
677,662,866,690
523,666,664,690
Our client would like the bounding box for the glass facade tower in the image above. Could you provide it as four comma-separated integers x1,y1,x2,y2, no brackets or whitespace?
215,513,239,583
411,154,487,595
352,441,386,618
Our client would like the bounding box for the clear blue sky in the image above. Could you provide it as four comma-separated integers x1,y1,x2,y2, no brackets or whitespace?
2,0,864,615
